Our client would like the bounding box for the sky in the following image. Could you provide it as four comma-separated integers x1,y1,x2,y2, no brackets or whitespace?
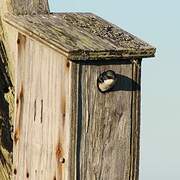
49,1,180,179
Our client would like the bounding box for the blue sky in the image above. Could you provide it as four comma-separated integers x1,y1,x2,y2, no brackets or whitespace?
49,1,180,179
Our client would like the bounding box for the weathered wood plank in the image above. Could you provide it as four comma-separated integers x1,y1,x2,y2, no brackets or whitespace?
14,34,71,180
0,40,14,180
129,59,141,180
6,0,50,15
70,60,140,180
68,62,79,180
0,0,49,179
1,23,19,83
3,13,156,61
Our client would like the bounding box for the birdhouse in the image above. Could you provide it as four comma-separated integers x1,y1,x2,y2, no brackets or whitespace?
3,13,155,180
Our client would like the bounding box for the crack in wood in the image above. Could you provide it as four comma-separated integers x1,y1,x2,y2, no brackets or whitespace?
15,84,24,144
34,99,36,122
40,99,43,123
26,172,29,178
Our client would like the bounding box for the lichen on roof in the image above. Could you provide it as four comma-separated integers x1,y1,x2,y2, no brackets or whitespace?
3,13,156,60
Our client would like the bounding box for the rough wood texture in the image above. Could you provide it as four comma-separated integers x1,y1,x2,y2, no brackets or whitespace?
6,0,50,15
14,33,72,180
0,41,13,180
4,13,156,61
70,60,141,180
1,23,19,84
0,0,49,179
0,17,15,180
0,7,15,180
129,60,141,180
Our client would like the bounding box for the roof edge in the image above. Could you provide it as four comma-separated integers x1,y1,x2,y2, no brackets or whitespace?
68,48,156,61
3,13,156,61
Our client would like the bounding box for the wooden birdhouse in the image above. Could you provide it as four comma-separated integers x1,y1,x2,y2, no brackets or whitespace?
3,12,155,180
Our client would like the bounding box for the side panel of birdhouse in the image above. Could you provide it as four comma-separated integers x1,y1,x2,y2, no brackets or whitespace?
71,60,141,180
14,33,72,180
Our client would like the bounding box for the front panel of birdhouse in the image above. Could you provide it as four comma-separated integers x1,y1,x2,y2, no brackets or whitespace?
70,60,141,180
14,33,72,180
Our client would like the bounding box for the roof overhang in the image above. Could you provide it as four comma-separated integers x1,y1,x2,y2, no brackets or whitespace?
3,13,156,61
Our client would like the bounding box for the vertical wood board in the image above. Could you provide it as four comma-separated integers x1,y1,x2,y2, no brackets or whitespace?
14,33,71,180
129,60,141,180
71,60,141,180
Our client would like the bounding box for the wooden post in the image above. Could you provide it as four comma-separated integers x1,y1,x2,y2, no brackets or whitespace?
0,0,49,179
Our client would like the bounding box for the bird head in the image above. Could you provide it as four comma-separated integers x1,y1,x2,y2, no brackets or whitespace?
97,70,117,93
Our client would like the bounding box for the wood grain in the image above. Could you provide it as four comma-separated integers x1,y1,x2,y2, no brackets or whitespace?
70,60,141,180
4,13,156,61
12,35,142,180
0,41,13,180
14,33,71,180
129,59,141,180
0,0,49,179
7,0,50,15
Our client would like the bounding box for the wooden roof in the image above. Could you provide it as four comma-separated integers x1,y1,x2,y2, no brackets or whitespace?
4,13,156,60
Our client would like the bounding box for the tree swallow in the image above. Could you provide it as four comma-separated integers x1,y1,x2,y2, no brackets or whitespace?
97,70,117,93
